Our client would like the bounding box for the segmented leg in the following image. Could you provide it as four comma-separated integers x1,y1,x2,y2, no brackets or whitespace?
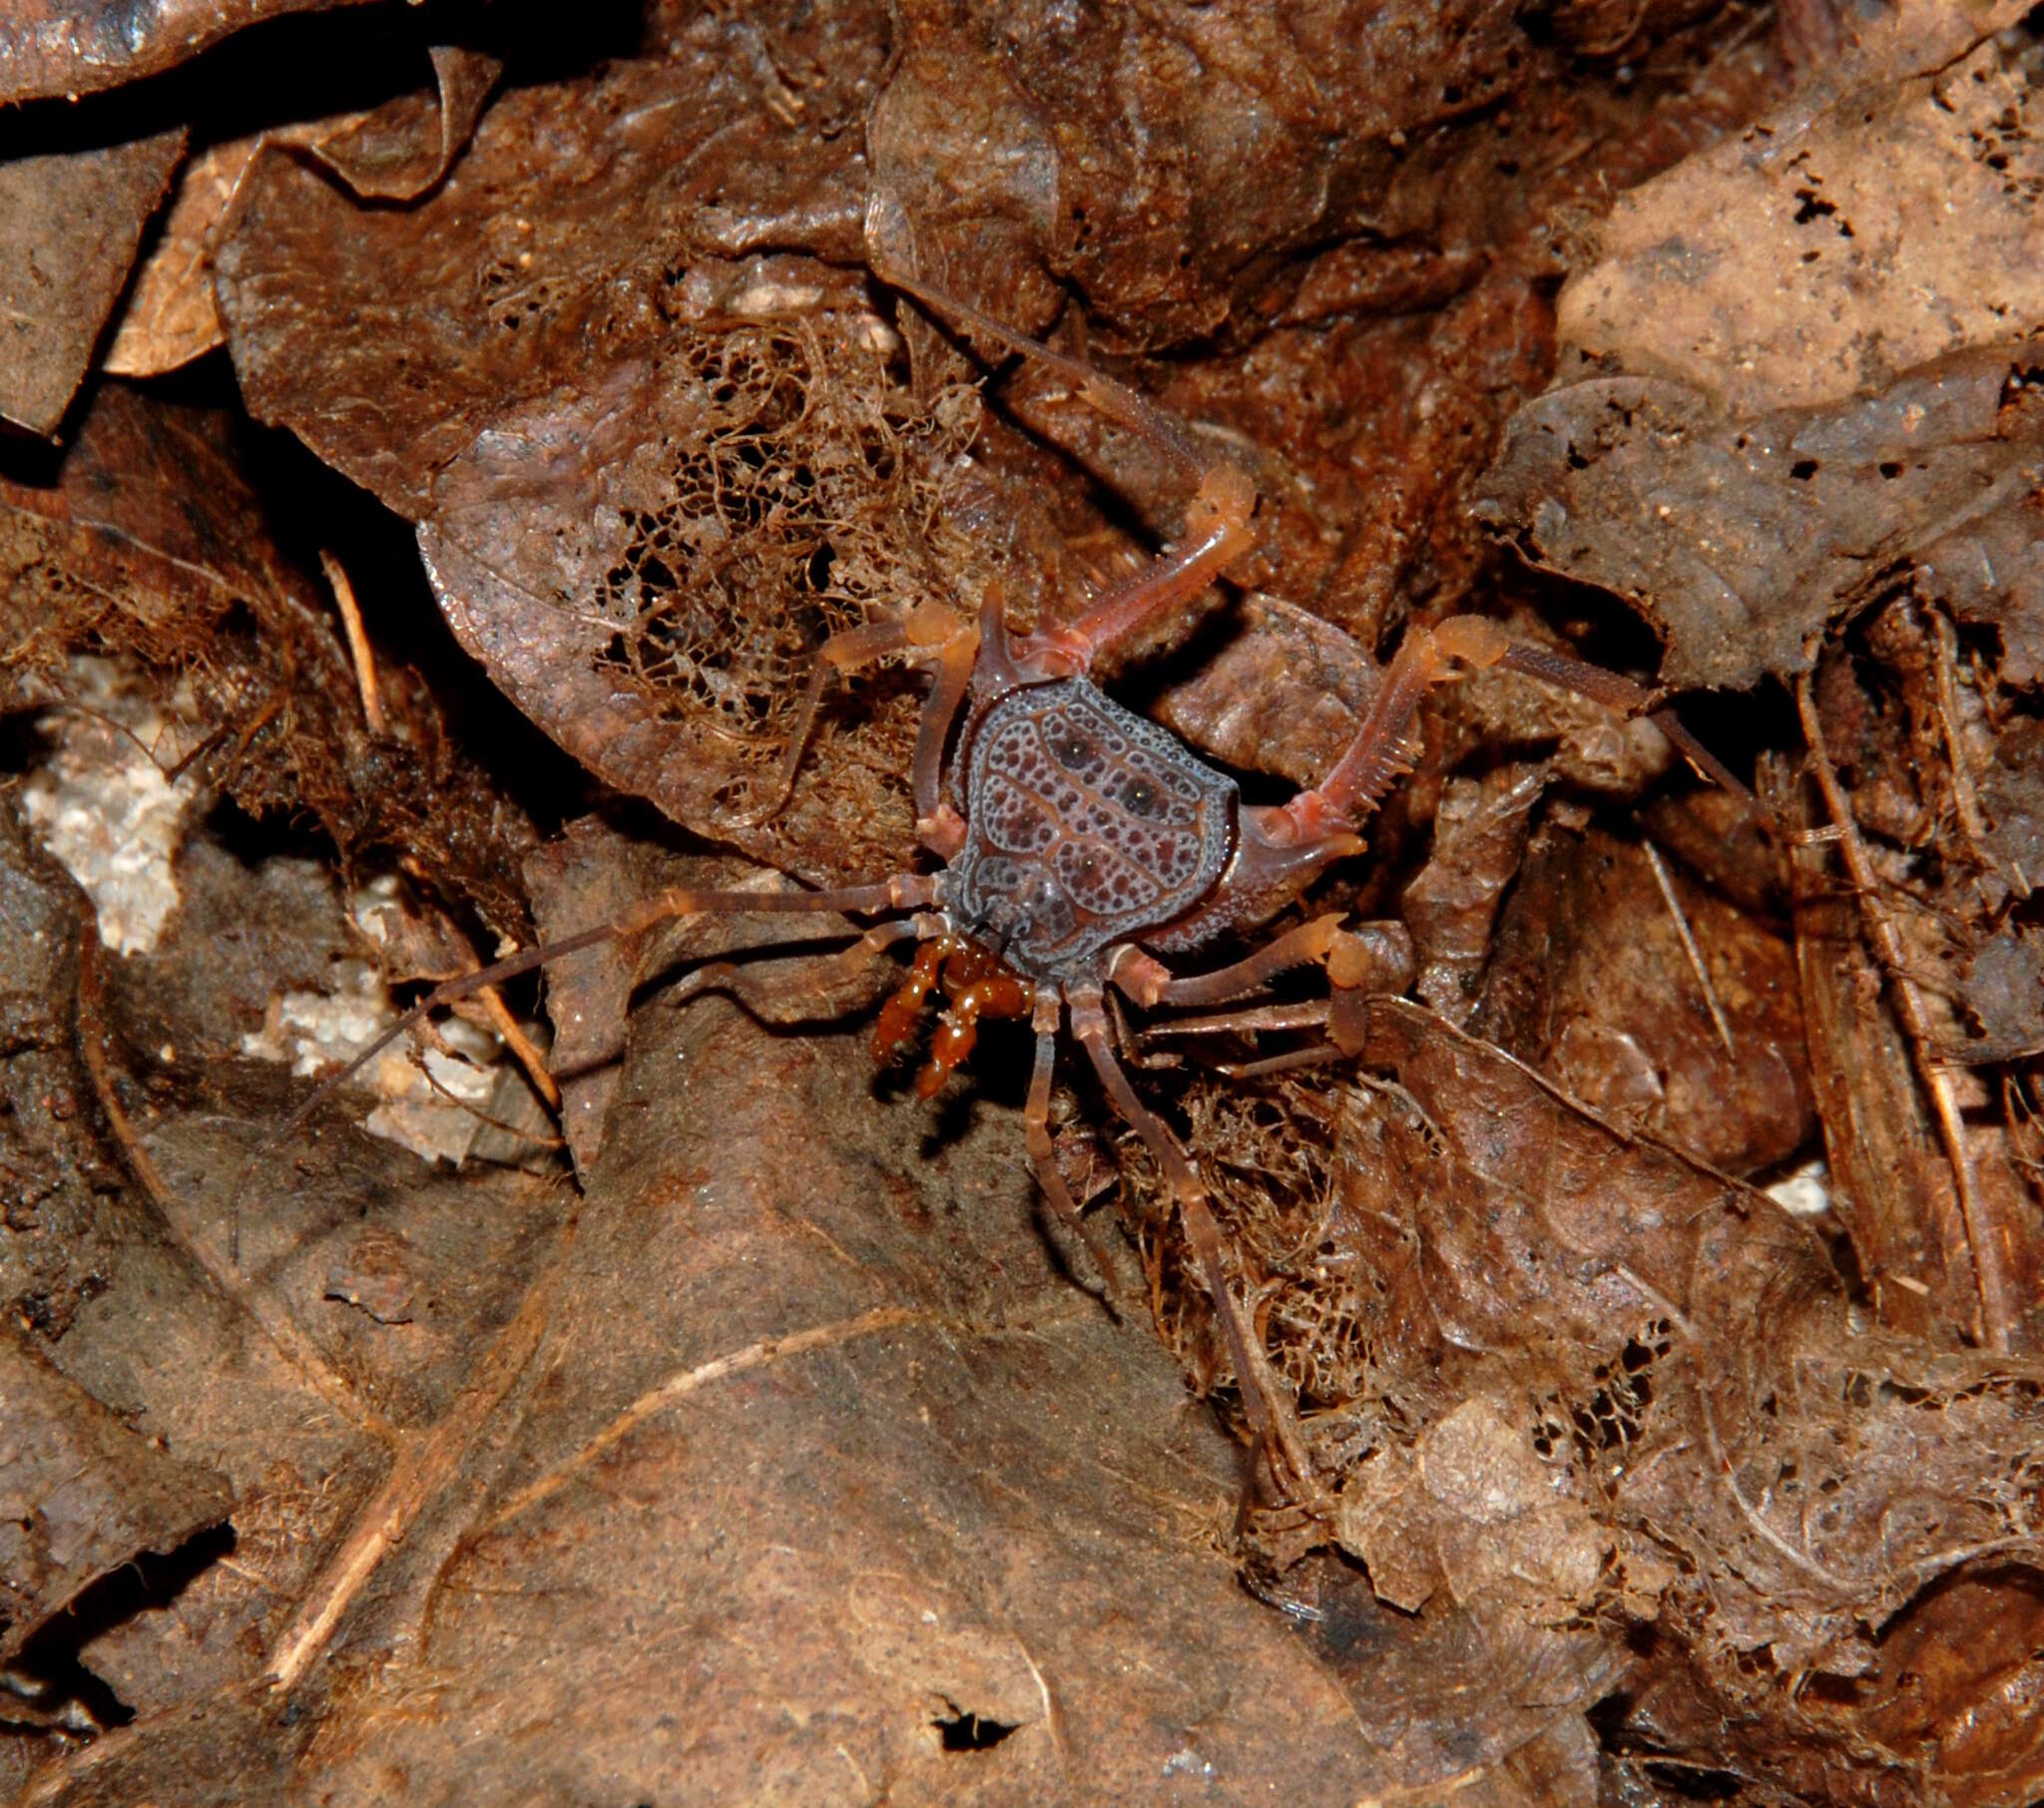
910,597,984,856
1114,920,1413,1074
1268,617,1513,846
654,915,931,1031
866,197,1259,678
1027,460,1257,676
1495,639,1760,811
1023,994,1128,1312
1067,983,1315,1496
739,601,968,825
1111,914,1348,1010
270,874,940,1145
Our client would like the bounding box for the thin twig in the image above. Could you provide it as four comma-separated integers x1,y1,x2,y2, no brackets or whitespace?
1928,608,2022,897
1795,672,2016,1352
266,1246,564,1688
474,982,561,1111
319,549,386,736
1643,838,1736,1059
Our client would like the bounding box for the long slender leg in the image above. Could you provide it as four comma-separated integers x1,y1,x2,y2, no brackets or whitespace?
1264,617,1512,846
1112,920,1413,1074
1496,640,1762,813
739,602,966,825
1110,914,1347,1010
1027,460,1257,675
651,916,929,1028
271,873,939,1145
1067,983,1315,1496
1139,1001,1337,1043
866,198,1258,678
1271,618,1759,848
1022,994,1127,1313
868,196,1211,484
911,602,982,855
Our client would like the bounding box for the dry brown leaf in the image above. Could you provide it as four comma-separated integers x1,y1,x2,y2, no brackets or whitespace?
1474,345,2044,688
0,128,186,435
1558,0,2040,415
0,1322,231,1664
104,48,498,379
0,0,378,105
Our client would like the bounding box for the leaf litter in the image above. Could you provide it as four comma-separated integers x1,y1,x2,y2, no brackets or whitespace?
2,1,2044,1804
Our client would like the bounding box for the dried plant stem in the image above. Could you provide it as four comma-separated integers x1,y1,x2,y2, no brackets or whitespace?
265,1248,564,1689
1643,838,1735,1059
474,981,561,1110
319,549,385,736
1795,672,2016,1351
1927,608,2025,896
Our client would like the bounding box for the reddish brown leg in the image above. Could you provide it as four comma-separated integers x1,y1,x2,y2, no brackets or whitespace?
1115,921,1414,1074
910,599,984,857
1111,914,1349,1009
1026,460,1256,676
1216,616,1755,926
1495,639,1761,813
866,201,1259,679
658,916,929,1027
739,602,968,825
1023,994,1128,1313
1137,1001,1338,1044
1067,983,1315,1497
271,873,940,1146
1264,617,1512,847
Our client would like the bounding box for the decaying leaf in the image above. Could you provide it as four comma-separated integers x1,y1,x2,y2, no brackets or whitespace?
0,0,378,105
0,1321,232,1665
0,127,186,436
9,0,2044,1801
1474,345,2044,689
1558,0,2041,415
104,46,501,379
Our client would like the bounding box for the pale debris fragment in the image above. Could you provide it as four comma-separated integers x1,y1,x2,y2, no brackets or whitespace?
241,955,507,1165
20,659,206,956
1766,1156,1832,1218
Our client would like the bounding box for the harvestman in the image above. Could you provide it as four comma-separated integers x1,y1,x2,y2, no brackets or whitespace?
275,224,1740,1498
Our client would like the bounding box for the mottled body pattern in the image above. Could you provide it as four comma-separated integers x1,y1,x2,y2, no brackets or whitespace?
951,679,1236,979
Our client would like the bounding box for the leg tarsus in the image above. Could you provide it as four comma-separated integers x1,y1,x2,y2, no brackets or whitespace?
1024,997,1128,1318
273,873,938,1150
1067,985,1316,1500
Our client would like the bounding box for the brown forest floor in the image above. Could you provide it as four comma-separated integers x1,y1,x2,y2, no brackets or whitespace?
4,2,2044,1804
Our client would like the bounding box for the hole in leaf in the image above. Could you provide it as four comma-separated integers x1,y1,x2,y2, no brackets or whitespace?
933,1701,1020,1751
